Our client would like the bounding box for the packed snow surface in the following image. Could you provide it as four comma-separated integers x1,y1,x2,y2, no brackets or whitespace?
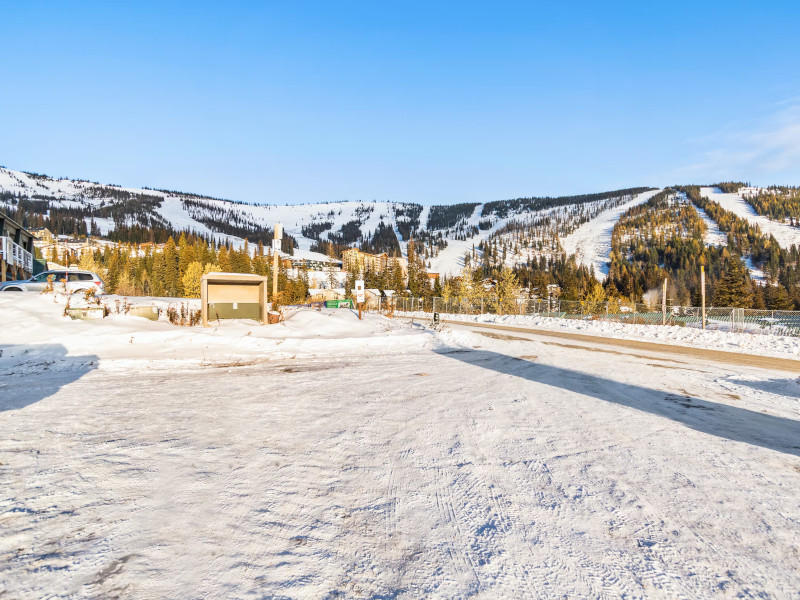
1,293,799,598
700,186,800,249
561,189,661,278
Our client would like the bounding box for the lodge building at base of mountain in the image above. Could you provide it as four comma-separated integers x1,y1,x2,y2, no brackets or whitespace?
341,247,408,275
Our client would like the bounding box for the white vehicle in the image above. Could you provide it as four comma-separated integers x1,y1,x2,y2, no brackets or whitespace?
0,269,105,294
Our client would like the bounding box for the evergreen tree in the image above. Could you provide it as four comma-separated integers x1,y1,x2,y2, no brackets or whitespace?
182,261,204,298
407,239,421,296
163,237,180,297
433,275,443,298
178,233,194,280
326,244,338,289
494,266,521,314
217,246,232,272
764,284,793,310
150,252,166,297
713,258,753,307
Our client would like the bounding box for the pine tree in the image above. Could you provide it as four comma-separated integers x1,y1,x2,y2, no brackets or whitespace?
151,252,166,297
583,279,606,303
407,239,421,296
713,258,753,308
163,237,180,297
178,233,194,282
433,276,443,298
495,266,521,314
326,243,338,289
217,246,232,272
764,284,793,310
441,277,455,304
182,261,204,298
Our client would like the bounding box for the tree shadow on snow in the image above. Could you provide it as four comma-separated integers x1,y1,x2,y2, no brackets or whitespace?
434,347,800,458
0,344,98,411
727,376,800,400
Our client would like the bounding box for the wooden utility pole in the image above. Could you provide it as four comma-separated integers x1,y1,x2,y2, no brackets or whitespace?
701,265,706,330
272,223,282,301
662,278,667,326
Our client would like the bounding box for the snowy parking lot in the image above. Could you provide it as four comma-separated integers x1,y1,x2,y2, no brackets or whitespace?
1,295,799,598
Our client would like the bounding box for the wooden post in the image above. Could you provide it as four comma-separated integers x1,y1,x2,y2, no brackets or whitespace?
1,257,6,282
662,278,667,325
272,250,279,299
272,223,282,301
701,265,706,330
201,276,209,327
260,276,268,325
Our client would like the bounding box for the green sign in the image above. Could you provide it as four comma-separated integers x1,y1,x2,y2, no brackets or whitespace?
325,299,353,308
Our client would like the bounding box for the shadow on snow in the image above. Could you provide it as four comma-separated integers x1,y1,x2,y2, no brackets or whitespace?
434,347,800,457
0,344,98,411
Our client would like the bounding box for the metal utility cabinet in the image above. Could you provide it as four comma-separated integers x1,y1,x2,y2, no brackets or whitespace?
201,272,269,327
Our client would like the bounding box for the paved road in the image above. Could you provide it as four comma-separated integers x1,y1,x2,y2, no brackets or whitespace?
435,318,800,374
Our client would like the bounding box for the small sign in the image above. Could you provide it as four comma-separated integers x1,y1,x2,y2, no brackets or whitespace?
355,279,365,304
271,239,281,253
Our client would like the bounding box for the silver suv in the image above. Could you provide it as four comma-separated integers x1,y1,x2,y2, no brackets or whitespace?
0,269,105,294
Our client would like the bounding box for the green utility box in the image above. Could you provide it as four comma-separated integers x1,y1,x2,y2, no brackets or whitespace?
325,299,352,308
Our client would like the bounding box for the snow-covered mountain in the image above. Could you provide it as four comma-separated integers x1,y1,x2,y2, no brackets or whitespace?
0,166,653,275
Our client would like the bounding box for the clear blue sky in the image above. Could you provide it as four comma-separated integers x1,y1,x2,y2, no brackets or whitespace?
2,1,799,205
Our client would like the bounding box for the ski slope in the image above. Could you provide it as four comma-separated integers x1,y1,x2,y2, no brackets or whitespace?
0,167,404,259
1,293,799,598
561,189,661,278
683,193,727,248
700,187,800,249
426,204,486,276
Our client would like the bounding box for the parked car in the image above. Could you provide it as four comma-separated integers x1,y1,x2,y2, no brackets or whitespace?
0,269,105,294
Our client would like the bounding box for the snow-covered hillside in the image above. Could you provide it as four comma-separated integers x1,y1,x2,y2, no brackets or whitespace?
0,167,409,262
700,186,800,249
561,189,660,278
0,166,657,277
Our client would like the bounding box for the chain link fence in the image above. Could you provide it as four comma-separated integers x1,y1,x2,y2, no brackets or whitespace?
390,296,800,337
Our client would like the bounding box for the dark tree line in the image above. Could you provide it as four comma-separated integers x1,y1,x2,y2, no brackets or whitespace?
395,203,423,240
426,203,479,230
482,187,654,219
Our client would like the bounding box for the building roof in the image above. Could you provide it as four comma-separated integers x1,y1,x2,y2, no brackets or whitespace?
0,211,34,238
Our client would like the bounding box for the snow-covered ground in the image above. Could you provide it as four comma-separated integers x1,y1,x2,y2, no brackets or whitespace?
1,292,799,598
700,187,800,249
561,189,661,278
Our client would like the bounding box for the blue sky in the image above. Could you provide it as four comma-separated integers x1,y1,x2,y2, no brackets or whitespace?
2,1,799,205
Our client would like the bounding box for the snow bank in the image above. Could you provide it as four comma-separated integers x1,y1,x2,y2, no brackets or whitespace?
401,311,800,359
0,294,435,371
